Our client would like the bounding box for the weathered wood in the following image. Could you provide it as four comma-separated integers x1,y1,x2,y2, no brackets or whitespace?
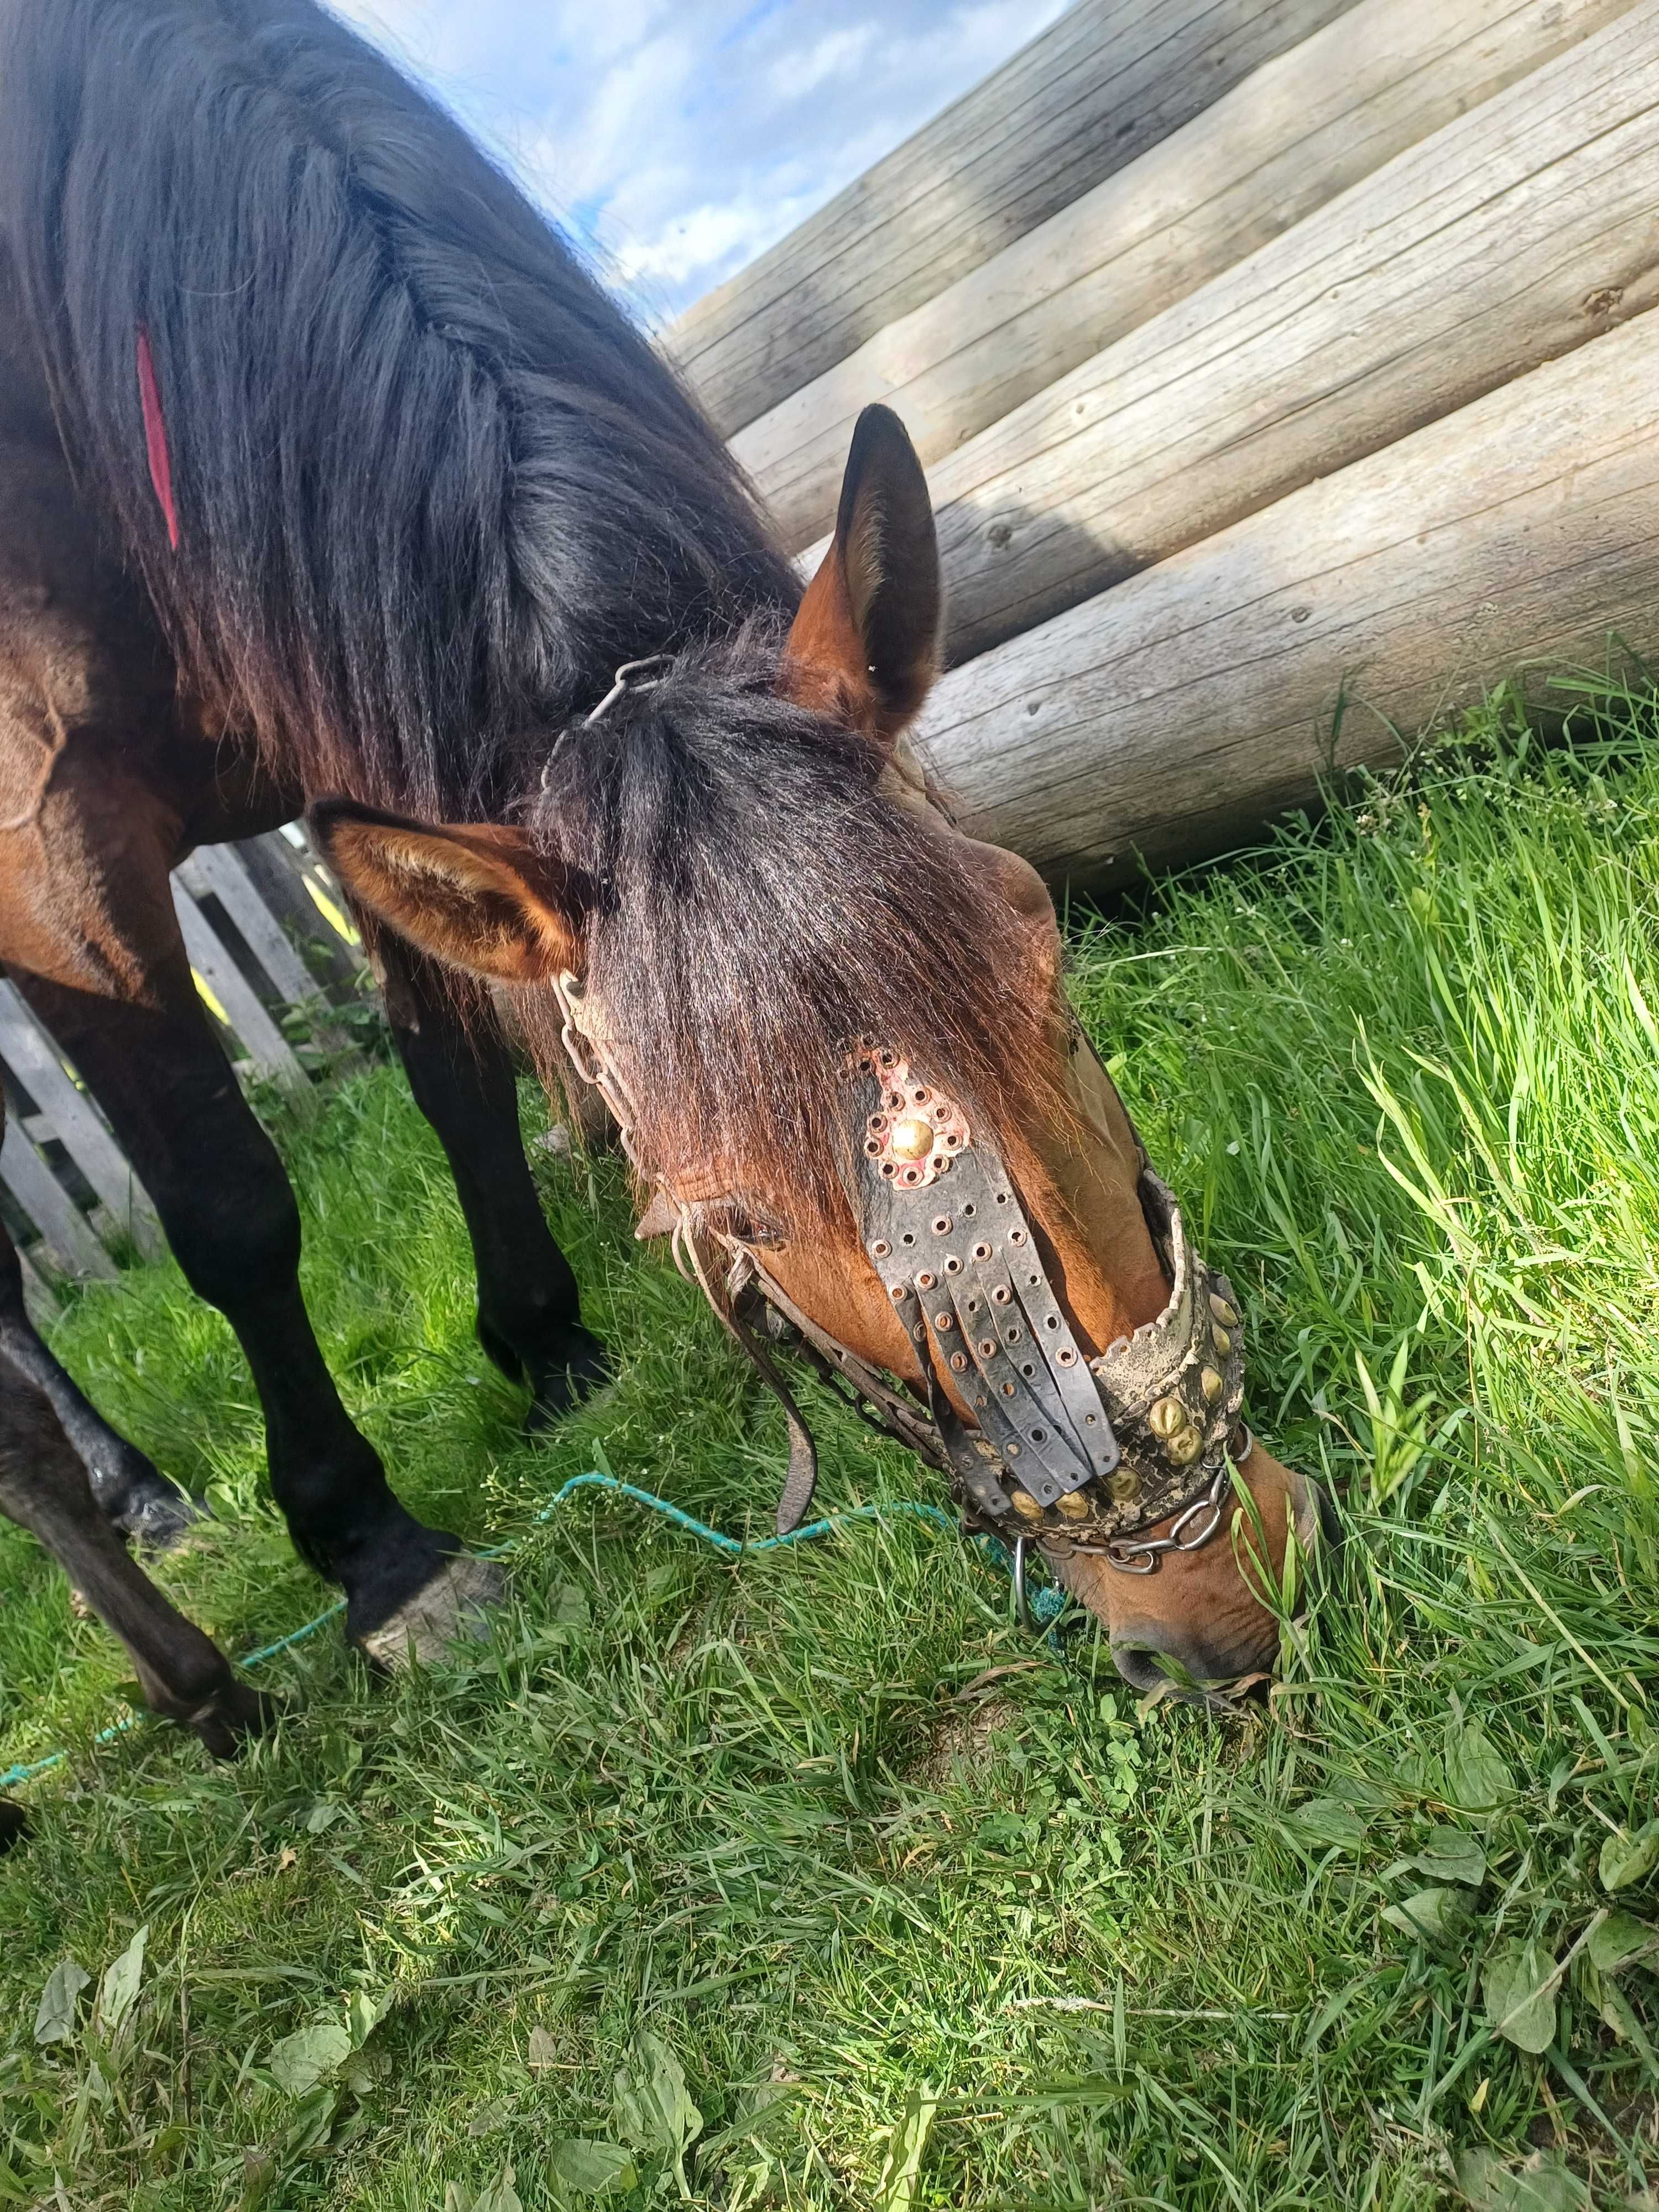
825,2,1659,668
171,884,310,1096
0,1118,118,1281
232,832,364,996
667,0,1358,437
0,985,162,1259
740,0,1632,551
177,844,358,1061
16,1241,62,1327
911,312,1659,889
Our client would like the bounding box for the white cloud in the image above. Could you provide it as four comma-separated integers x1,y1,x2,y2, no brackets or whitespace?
326,0,1068,322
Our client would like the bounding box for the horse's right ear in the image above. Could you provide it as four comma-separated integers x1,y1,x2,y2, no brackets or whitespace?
784,404,942,746
307,800,584,984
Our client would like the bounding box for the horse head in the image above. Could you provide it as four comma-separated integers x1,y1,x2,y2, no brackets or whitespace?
312,407,1332,1702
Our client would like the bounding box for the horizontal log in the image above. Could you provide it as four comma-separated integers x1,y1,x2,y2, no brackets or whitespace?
911,310,1659,889
741,0,1627,552
667,0,1357,437
825,1,1659,667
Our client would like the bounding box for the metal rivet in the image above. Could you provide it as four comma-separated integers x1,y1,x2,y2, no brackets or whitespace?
1005,1326,1021,1344
1212,1327,1232,1358
945,1255,962,1274
992,1285,1010,1305
1001,1381,1016,1396
932,1215,952,1235
1030,1427,1046,1443
889,1285,906,1303
914,1325,927,1343
1149,1396,1186,1439
979,1339,996,1357
950,1352,967,1373
1210,1295,1238,1328
936,1313,953,1331
1007,1441,1022,1457
917,1270,936,1290
890,1116,933,1159
1201,1365,1224,1404
872,1239,891,1258
1009,1228,1026,1246
1057,1347,1077,1366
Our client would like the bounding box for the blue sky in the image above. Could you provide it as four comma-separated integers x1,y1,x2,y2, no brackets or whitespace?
331,0,1066,327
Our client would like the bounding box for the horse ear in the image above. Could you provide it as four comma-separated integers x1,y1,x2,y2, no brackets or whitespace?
784,404,942,745
307,800,583,983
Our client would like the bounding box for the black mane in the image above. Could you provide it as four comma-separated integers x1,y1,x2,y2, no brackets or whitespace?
0,0,797,815
524,624,1061,1233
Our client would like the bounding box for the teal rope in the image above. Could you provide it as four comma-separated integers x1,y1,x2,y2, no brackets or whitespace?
0,1473,1065,1793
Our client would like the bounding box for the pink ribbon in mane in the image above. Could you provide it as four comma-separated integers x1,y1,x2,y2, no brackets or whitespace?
135,327,180,550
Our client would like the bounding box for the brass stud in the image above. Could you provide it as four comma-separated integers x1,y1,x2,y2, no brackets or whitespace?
917,1270,936,1290
936,1313,953,1331
1057,1491,1091,1521
1212,1327,1232,1358
1210,1294,1238,1328
1109,1467,1141,1505
1166,1426,1203,1465
950,1352,967,1373
872,1239,891,1259
1149,1395,1186,1439
1010,1489,1044,1521
890,1116,934,1160
1200,1365,1224,1404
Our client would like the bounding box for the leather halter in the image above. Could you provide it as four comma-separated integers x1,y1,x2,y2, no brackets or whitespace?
545,659,1251,1573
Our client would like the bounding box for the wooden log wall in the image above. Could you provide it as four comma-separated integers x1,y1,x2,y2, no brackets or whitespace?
670,0,1657,890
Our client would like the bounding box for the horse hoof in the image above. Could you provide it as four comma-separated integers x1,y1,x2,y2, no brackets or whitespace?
185,1679,282,1759
525,1328,612,1433
109,1478,207,1554
356,1553,507,1671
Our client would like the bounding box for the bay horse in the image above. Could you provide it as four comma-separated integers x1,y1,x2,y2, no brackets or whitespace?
0,0,1325,1758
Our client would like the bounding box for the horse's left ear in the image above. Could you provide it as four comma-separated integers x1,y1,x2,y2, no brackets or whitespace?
784,404,942,745
307,799,584,984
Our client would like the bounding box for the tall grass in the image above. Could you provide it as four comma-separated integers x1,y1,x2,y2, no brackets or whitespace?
2,681,1657,2208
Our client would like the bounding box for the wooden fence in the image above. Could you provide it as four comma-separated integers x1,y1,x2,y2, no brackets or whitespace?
669,0,1659,891
0,831,369,1319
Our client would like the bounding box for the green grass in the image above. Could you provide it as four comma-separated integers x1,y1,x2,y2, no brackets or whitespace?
4,679,1659,2210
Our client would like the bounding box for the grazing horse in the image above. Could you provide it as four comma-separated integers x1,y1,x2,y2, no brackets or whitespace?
316,408,1332,1700
0,0,1323,1753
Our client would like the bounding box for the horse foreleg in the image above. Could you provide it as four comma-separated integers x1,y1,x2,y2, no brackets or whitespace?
0,1354,270,1753
0,1190,199,1547
377,942,608,1428
16,975,502,1661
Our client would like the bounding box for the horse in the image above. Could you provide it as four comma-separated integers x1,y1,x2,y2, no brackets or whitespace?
0,0,1326,1757
315,401,1332,1698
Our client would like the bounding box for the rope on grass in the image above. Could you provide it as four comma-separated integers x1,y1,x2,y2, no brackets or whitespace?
0,1475,1065,1792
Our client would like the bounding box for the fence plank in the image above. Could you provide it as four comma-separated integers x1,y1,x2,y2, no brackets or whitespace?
667,0,1358,436
847,1,1659,665
0,984,163,1259
178,845,359,1061
171,884,310,1097
15,1241,62,1327
911,313,1659,889
0,1119,118,1281
739,0,1632,551
233,833,364,995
